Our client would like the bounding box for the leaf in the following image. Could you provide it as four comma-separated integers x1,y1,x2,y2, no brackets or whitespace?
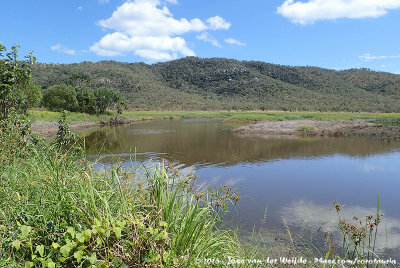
52,242,60,249
88,252,97,264
47,261,55,268
36,244,45,257
60,244,72,258
76,232,85,243
96,237,103,246
113,227,122,239
67,226,75,239
84,229,92,241
74,250,83,263
25,261,34,268
159,221,168,228
20,225,32,239
12,241,21,250
105,230,111,238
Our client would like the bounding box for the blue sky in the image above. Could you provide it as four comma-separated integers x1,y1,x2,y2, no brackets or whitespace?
1,0,400,73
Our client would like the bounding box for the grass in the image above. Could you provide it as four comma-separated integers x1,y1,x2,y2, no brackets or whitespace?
28,109,400,126
297,125,316,133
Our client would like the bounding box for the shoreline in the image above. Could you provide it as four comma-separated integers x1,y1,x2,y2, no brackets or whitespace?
233,119,400,140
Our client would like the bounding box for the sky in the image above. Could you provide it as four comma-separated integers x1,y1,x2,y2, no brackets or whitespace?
1,0,400,74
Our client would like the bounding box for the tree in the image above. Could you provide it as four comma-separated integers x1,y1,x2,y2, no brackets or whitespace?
42,84,79,112
94,86,121,114
22,83,42,111
0,43,36,119
76,87,97,114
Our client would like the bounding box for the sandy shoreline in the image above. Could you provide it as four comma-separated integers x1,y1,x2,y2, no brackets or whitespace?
233,119,400,140
31,121,98,137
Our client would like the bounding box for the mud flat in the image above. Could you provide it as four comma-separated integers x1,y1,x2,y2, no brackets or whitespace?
233,119,400,140
31,121,97,137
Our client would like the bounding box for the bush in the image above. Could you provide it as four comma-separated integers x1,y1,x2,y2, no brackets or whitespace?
42,84,79,112
76,87,97,115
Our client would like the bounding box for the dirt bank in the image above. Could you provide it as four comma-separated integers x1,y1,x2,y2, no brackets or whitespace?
233,119,400,140
31,117,154,137
31,121,98,137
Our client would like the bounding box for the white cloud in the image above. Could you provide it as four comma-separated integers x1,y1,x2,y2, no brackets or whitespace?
164,0,178,4
277,0,400,25
50,44,76,55
77,6,83,11
224,38,246,46
359,53,400,61
196,32,222,48
207,16,231,30
91,0,230,60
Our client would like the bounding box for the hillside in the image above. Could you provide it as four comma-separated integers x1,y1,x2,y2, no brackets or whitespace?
32,57,400,112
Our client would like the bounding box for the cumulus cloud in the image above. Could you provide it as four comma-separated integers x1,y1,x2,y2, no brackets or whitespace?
91,0,230,61
50,44,76,55
207,16,231,30
277,0,400,25
224,38,246,46
196,32,222,48
359,53,400,61
77,6,83,11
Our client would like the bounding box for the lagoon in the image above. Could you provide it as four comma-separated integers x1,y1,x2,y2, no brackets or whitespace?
84,118,400,256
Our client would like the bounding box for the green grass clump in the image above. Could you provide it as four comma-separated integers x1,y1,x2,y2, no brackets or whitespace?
0,115,239,267
297,125,316,133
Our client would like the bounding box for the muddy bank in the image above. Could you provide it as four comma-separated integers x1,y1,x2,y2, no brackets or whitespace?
233,119,400,140
31,117,155,137
31,121,98,137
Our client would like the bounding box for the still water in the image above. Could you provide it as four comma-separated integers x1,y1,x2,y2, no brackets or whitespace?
84,119,400,255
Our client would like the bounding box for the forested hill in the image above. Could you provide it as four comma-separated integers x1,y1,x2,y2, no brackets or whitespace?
32,57,400,112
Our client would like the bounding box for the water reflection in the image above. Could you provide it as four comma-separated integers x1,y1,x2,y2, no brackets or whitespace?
84,120,400,166
281,200,400,253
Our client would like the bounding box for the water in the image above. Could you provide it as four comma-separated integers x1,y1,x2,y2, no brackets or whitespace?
83,119,400,256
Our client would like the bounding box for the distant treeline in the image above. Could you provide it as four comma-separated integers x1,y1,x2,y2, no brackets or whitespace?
32,57,400,112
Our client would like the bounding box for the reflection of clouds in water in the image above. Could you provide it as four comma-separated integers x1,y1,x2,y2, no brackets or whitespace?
209,176,222,185
361,163,385,173
225,177,245,186
281,200,400,251
207,176,245,187
129,129,176,134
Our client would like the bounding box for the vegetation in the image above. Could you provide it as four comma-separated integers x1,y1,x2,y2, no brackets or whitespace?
42,84,79,112
32,57,400,112
0,43,38,119
94,86,122,115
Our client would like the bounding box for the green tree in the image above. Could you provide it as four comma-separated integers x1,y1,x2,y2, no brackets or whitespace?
42,84,79,112
94,86,121,114
76,87,97,114
0,43,36,119
22,83,42,110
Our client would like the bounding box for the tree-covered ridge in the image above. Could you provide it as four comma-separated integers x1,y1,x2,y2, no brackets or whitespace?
32,57,400,112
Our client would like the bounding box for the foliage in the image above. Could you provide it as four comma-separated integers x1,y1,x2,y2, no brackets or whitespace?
22,83,42,109
76,86,97,115
0,43,37,119
94,86,121,115
42,84,79,112
31,57,400,112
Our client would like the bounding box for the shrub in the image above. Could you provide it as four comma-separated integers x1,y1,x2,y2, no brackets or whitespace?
42,84,79,112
